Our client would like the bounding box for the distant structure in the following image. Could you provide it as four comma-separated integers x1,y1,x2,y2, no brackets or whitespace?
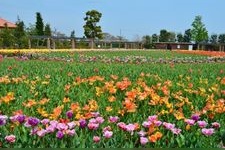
154,42,194,50
0,18,17,29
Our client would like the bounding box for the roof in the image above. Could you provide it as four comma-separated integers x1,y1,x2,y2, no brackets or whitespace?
0,18,17,28
154,42,193,45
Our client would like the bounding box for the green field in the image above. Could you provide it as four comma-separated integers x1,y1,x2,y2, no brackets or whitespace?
0,50,225,148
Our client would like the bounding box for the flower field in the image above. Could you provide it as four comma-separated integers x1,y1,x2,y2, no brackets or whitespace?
0,50,225,148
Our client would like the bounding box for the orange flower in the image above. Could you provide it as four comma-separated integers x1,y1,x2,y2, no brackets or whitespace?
221,77,225,85
39,98,50,105
50,105,64,119
70,102,80,112
123,99,137,113
106,106,113,112
63,97,70,103
1,92,15,104
149,134,157,143
64,84,71,92
23,99,37,108
116,79,131,91
110,75,118,80
108,96,116,102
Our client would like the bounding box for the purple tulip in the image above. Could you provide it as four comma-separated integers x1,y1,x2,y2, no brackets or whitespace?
56,131,64,139
17,115,26,124
79,119,87,128
28,117,40,127
191,114,200,121
66,110,73,119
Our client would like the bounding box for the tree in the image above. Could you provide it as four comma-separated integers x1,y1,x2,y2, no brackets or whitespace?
83,10,103,49
14,17,28,48
70,30,75,38
218,34,225,44
35,12,44,36
142,35,151,49
168,32,176,42
210,34,218,44
44,24,52,36
0,24,15,48
191,15,208,49
152,34,158,43
183,29,192,42
177,33,184,42
159,29,170,42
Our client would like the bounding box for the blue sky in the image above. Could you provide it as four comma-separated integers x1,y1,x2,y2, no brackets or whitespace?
0,0,224,40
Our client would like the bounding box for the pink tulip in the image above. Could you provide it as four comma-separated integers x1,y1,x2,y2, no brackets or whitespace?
197,121,208,128
103,130,113,139
37,129,47,137
5,135,16,143
140,137,148,145
212,122,220,129
185,119,195,126
93,136,101,143
202,128,214,136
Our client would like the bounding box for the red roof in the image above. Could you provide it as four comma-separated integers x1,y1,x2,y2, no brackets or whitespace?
0,18,17,28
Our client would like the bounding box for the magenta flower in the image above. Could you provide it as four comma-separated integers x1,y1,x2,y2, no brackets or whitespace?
197,121,208,128
67,122,76,129
103,130,113,139
142,121,151,128
66,110,73,119
185,119,195,126
109,116,119,123
56,123,68,131
16,115,26,124
89,118,97,123
125,123,136,134
212,122,220,129
154,120,162,127
56,131,64,139
37,129,47,137
46,125,56,133
0,115,8,126
27,117,40,127
79,119,87,128
163,122,175,130
202,128,214,136
93,136,101,143
41,119,50,125
138,130,147,137
30,127,38,135
96,117,104,124
191,114,200,121
140,137,148,145
66,129,75,136
88,122,99,130
147,115,158,122
91,112,100,118
171,128,182,135
117,122,127,131
5,135,16,143
50,120,58,128
103,126,112,132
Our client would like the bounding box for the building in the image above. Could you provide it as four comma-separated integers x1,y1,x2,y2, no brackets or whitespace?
0,18,17,29
154,42,194,50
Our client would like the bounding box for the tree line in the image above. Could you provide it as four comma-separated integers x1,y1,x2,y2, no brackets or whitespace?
1,11,225,49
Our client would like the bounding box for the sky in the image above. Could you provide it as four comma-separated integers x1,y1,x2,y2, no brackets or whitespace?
0,0,224,40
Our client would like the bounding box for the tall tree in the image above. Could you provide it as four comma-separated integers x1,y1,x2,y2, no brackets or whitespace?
35,12,44,36
177,33,184,42
159,29,170,42
210,34,218,44
142,35,151,49
83,10,103,49
183,29,192,42
152,34,158,43
14,17,27,48
70,30,75,38
44,24,52,36
0,24,15,48
218,34,225,44
168,32,176,42
191,15,208,49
